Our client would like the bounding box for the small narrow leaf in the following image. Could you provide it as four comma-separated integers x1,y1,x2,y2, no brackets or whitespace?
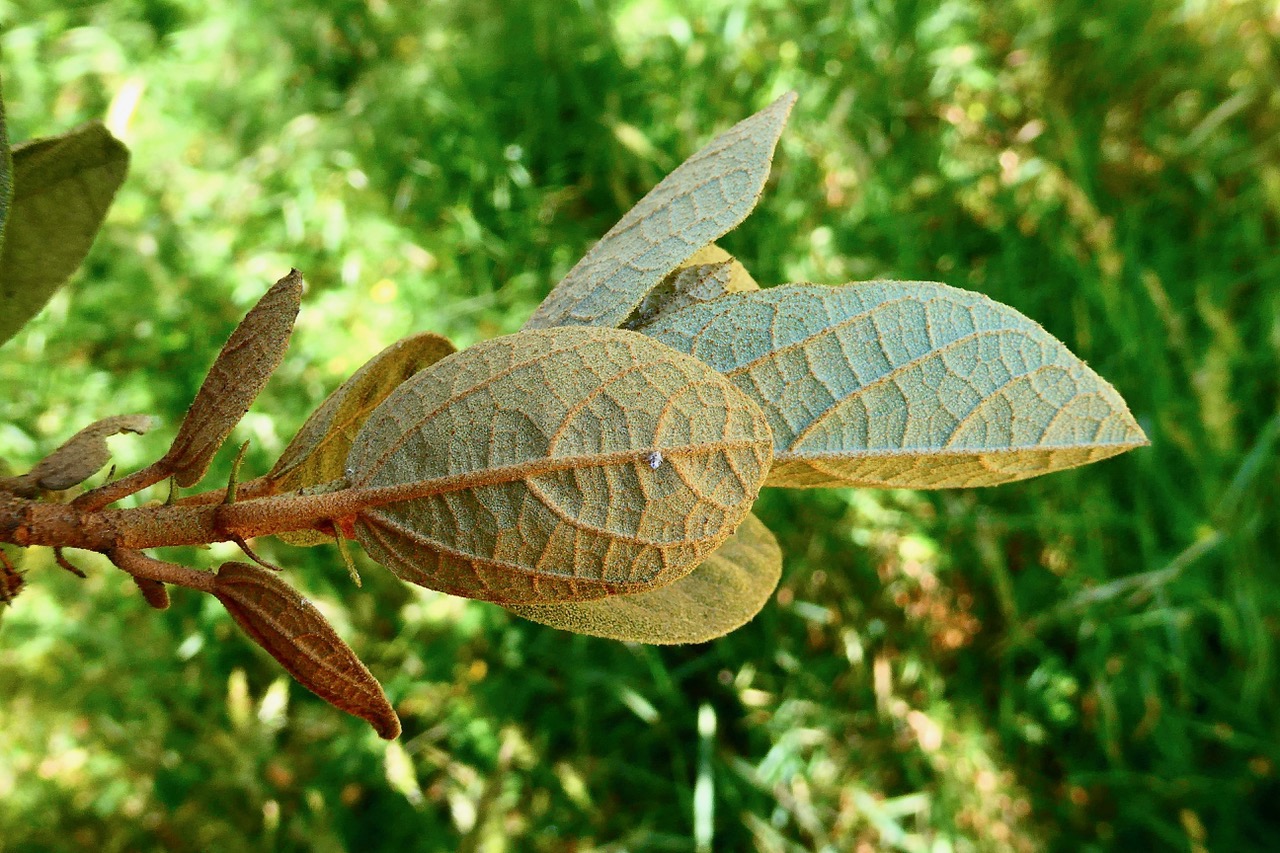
0,122,129,346
213,561,400,739
524,93,794,331
346,326,774,604
0,414,153,496
643,282,1148,488
163,270,304,487
507,512,782,644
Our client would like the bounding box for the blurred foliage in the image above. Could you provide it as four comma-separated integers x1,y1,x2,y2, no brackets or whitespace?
2,0,1278,850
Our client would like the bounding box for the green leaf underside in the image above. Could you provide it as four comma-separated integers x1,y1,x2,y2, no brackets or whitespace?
0,122,129,346
270,332,455,545
506,512,781,644
214,561,400,739
642,282,1148,489
163,270,304,487
523,92,794,331
0,82,12,257
624,244,760,330
346,326,774,605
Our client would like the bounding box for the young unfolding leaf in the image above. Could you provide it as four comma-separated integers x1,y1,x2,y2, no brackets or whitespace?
506,512,781,643
643,282,1148,488
162,270,304,487
524,93,794,330
345,326,774,604
0,414,154,496
213,561,401,739
624,244,760,329
0,122,129,346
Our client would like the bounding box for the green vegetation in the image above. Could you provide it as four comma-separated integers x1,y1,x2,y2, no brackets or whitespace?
1,0,1277,850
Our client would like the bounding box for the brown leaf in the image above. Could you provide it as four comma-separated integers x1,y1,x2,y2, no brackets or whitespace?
213,560,400,739
506,512,782,643
0,414,154,495
346,326,774,605
269,332,455,545
132,576,170,610
524,93,794,330
162,270,304,487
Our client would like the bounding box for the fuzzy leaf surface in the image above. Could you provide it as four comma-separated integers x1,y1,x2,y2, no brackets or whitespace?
0,414,153,495
506,512,781,643
0,122,129,346
271,332,456,491
270,332,455,546
163,270,304,487
643,282,1148,488
346,326,774,604
625,244,759,329
524,93,794,330
214,561,400,739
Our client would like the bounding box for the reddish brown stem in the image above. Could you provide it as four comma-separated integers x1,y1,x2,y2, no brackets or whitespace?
72,460,173,512
109,548,215,594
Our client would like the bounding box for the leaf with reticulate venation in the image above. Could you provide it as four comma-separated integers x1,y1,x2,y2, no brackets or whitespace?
345,326,774,604
214,561,400,739
506,512,781,643
0,414,154,496
162,270,304,487
624,244,759,329
0,122,129,346
642,281,1148,488
524,93,794,330
269,332,455,545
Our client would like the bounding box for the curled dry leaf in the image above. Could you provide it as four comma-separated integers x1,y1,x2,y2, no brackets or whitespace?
507,512,781,644
346,326,774,604
162,270,304,487
0,414,154,496
269,332,456,546
643,282,1148,488
524,93,794,330
213,561,400,739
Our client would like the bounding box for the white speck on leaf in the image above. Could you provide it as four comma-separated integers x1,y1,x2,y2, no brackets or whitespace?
647,450,663,470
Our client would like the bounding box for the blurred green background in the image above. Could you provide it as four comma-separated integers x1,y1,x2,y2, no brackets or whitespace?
2,0,1277,849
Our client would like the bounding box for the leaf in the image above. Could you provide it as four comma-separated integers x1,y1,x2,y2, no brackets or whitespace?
162,270,304,487
0,414,154,496
269,332,454,546
213,561,401,739
0,79,12,256
624,244,760,330
346,326,774,604
642,282,1148,488
523,93,795,331
0,122,129,346
270,331,456,495
506,512,781,644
